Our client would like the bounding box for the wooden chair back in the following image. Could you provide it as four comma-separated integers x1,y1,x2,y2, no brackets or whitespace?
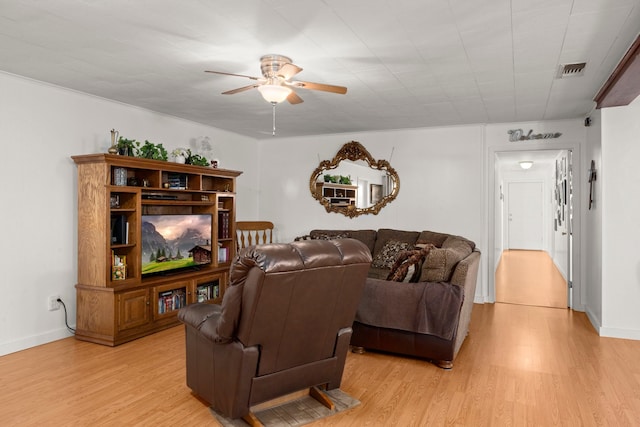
236,221,274,250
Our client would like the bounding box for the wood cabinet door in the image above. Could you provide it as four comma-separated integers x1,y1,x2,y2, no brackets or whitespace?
117,288,150,331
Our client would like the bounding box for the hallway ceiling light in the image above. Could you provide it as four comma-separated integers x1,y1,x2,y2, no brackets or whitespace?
519,161,534,170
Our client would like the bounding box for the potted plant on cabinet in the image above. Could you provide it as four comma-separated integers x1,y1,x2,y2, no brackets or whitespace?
185,149,209,166
138,140,168,161
116,137,138,156
171,148,188,164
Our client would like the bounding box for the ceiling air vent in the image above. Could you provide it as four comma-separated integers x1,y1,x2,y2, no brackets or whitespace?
557,62,586,78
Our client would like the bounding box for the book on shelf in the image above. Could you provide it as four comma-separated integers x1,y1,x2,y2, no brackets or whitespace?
218,211,230,239
218,246,229,263
167,173,188,189
197,281,220,302
111,214,128,245
157,289,186,314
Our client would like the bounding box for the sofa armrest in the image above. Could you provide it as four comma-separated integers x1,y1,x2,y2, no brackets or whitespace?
450,250,480,288
451,250,481,357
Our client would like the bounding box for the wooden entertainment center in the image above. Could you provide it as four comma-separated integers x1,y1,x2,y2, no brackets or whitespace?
72,154,242,346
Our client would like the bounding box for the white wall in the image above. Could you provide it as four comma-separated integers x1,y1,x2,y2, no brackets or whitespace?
600,96,640,339
584,109,603,330
258,126,485,244
0,72,259,355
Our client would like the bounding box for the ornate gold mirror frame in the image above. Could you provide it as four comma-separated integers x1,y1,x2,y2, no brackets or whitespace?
309,141,400,218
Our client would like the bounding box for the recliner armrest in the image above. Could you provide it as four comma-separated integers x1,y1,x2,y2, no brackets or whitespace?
178,303,221,330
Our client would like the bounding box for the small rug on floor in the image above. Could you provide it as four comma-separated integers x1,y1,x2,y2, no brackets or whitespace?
211,389,360,426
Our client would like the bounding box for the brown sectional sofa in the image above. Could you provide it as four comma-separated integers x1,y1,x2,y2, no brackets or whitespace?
302,228,481,369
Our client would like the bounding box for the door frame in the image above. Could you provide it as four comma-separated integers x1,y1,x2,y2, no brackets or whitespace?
486,142,582,310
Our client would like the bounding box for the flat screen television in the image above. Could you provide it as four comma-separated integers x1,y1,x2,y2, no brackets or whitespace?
141,214,212,276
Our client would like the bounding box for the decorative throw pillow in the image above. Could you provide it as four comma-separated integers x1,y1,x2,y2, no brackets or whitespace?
420,237,472,282
371,240,412,269
386,245,435,282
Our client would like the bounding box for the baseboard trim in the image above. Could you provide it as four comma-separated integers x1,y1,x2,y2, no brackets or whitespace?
474,295,493,304
599,325,640,341
584,304,640,341
585,306,601,334
0,327,74,356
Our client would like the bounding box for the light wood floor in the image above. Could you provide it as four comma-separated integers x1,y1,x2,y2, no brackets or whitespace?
2,303,640,426
496,250,567,308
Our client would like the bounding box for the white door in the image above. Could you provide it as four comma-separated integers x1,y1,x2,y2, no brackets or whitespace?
507,181,543,250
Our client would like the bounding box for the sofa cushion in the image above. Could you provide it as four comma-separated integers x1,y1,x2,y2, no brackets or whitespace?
368,267,390,280
372,229,419,259
371,239,412,269
416,230,450,248
442,235,475,251
420,236,473,282
416,231,476,251
309,229,377,254
310,230,350,240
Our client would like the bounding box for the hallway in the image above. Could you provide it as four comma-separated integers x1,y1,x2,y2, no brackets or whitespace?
496,249,567,308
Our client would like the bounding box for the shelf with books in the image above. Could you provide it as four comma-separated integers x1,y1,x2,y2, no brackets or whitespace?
166,172,189,190
193,272,226,304
217,243,230,264
154,282,188,319
196,279,221,303
110,214,130,245
218,211,231,240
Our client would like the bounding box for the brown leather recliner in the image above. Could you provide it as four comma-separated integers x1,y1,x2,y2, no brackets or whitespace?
178,238,372,423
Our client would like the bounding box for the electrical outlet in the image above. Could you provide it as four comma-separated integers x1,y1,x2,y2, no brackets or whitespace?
48,295,61,311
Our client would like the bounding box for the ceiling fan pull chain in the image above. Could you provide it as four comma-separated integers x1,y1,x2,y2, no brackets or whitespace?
272,101,277,136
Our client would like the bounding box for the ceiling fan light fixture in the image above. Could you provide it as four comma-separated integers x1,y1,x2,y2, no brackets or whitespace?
519,161,534,170
257,84,292,104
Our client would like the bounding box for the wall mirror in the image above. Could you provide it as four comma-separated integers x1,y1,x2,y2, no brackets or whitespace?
310,141,400,218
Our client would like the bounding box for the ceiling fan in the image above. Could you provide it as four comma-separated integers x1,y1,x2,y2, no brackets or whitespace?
205,54,347,105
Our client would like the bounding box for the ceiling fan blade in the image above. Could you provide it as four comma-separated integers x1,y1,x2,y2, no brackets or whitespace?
205,70,261,81
222,84,259,95
292,80,347,94
278,63,303,80
287,90,304,104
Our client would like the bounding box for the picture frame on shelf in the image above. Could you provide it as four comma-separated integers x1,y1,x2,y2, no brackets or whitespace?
110,194,120,208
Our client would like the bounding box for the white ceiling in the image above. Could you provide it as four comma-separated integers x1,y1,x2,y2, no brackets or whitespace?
1,0,638,139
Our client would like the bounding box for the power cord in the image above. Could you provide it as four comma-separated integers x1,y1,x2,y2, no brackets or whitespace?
57,298,76,334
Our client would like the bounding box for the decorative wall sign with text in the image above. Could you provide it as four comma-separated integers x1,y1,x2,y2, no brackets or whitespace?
508,129,562,142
